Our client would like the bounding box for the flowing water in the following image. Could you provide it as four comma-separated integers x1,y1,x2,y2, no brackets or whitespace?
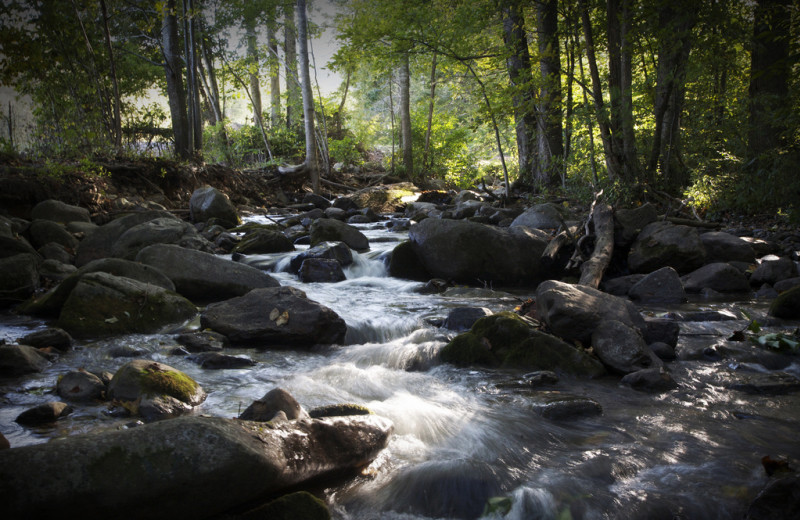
2,218,799,519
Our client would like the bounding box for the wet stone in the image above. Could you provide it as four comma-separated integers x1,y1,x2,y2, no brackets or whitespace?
529,391,603,420
728,372,800,395
15,401,73,426
188,352,256,370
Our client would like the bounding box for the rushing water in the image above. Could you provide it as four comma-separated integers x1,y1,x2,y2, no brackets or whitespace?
1,218,799,519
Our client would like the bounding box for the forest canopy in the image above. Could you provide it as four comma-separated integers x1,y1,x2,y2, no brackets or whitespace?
0,0,798,218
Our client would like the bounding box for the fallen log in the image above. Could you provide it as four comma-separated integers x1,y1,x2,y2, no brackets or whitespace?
578,202,614,289
541,229,575,275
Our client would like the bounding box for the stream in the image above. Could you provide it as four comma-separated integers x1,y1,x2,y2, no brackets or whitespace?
2,217,799,519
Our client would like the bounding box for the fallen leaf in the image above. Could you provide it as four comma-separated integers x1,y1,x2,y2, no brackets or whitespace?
275,311,289,326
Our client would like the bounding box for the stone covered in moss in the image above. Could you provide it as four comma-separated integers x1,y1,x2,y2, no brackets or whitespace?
309,403,374,419
440,312,606,377
769,285,800,319
107,359,206,409
240,491,331,520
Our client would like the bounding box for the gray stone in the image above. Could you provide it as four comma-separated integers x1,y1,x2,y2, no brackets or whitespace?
302,193,331,210
628,222,706,274
233,229,294,254
614,204,658,248
75,210,177,266
751,256,796,286
323,207,347,220
409,219,549,286
536,280,646,345
201,286,347,346
629,266,686,303
0,344,50,377
700,231,756,264
136,243,280,302
510,203,565,230
37,242,74,264
189,352,256,369
682,262,752,293
289,241,353,273
298,258,347,283
649,342,676,360
591,320,654,374
0,235,40,261
15,401,73,425
775,277,800,293
769,285,800,319
530,391,603,420
57,370,106,401
387,241,430,281
239,388,309,421
108,359,206,413
0,253,39,305
31,200,90,224
27,219,78,251
745,475,800,520
19,327,73,351
442,307,493,332
310,218,369,251
643,317,680,347
175,331,229,353
189,186,240,227
332,196,360,212
620,368,678,393
0,414,392,520
111,217,214,260
601,274,646,296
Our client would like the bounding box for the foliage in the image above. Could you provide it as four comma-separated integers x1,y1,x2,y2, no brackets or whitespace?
328,136,364,165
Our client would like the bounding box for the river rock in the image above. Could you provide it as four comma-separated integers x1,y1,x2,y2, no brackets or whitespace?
0,234,41,261
620,368,678,393
324,207,347,220
15,401,73,426
233,229,295,254
775,277,800,293
510,203,565,230
0,344,50,377
57,272,197,337
299,258,347,283
302,193,331,210
700,231,757,264
19,327,73,352
136,243,280,302
728,372,800,395
681,262,752,293
27,219,79,250
440,312,606,377
769,285,800,319
111,217,214,260
529,391,603,420
602,274,646,296
614,203,658,248
31,199,91,224
240,491,331,520
442,307,493,332
189,352,256,369
175,331,229,352
643,317,680,347
387,240,430,281
310,218,369,251
628,222,706,274
240,388,309,421
745,475,800,520
107,359,206,419
57,369,106,401
332,196,360,212
38,242,74,264
39,258,78,283
628,266,686,303
0,414,393,520
289,241,353,273
0,253,40,305
308,403,373,419
74,210,178,266
751,256,796,286
409,219,549,285
189,185,240,228
201,286,347,346
535,280,646,345
405,201,441,220
591,320,656,374
649,342,676,360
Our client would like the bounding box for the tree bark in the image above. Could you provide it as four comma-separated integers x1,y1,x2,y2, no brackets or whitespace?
267,19,281,128
162,0,190,159
244,17,263,129
399,52,413,179
296,0,319,194
284,3,302,131
606,0,638,181
184,0,201,152
99,0,121,150
536,0,564,187
423,52,437,179
578,203,614,289
500,0,537,189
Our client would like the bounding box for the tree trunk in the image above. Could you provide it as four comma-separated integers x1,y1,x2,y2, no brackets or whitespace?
184,0,201,152
606,0,637,181
99,0,121,151
422,52,437,179
244,17,263,130
579,202,614,289
500,0,537,189
748,0,792,164
199,27,223,125
536,0,563,187
162,0,190,159
284,3,302,131
296,0,319,194
389,71,396,175
267,20,281,128
399,52,413,179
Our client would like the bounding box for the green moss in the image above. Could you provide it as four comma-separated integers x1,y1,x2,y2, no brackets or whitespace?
308,403,374,419
440,332,497,366
138,367,199,404
241,491,331,520
769,286,800,319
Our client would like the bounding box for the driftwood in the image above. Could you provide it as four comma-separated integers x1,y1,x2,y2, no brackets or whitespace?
541,229,575,274
578,202,614,289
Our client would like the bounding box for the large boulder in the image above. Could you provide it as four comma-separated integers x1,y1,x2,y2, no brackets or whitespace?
387,241,430,281
628,222,706,274
27,220,79,250
30,199,91,224
751,256,796,286
535,280,646,345
628,266,686,303
310,219,369,251
56,370,106,401
201,286,347,346
233,229,295,255
769,285,800,319
189,186,240,228
0,253,40,306
107,359,206,419
56,272,197,338
298,258,346,283
700,231,756,264
440,312,606,377
0,234,41,261
288,241,353,273
239,388,310,422
509,203,565,230
0,414,393,520
442,307,493,332
0,344,50,377
75,210,178,266
136,244,280,302
591,320,656,374
111,217,213,260
19,327,73,352
681,262,752,293
408,219,549,285
614,203,658,249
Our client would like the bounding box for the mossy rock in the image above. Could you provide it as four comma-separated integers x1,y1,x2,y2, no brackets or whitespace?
239,491,331,520
108,359,206,407
229,222,282,234
233,229,294,254
769,285,800,319
308,403,374,419
351,183,416,213
440,312,605,377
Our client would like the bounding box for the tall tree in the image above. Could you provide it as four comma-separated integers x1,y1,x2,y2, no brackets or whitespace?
99,0,122,150
284,1,302,130
243,14,263,126
183,0,202,153
267,15,282,128
296,0,319,193
536,0,564,187
398,51,413,178
162,0,190,159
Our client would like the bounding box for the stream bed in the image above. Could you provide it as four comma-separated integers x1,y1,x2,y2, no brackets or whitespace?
1,218,799,519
